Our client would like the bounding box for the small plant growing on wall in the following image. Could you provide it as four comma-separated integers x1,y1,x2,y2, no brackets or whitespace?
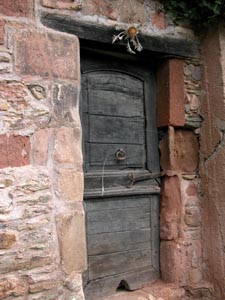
159,0,225,31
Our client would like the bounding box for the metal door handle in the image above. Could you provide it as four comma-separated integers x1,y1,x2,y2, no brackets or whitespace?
115,149,127,161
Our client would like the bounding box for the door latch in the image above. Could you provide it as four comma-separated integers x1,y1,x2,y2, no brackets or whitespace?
127,171,164,188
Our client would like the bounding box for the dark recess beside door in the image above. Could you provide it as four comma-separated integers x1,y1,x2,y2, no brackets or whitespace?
81,48,160,300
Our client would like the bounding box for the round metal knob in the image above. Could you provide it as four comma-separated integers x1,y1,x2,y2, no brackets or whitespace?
115,148,127,161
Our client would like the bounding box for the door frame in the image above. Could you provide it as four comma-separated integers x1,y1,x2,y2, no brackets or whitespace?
41,12,201,296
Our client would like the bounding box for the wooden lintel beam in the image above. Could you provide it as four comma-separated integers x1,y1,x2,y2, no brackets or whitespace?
41,11,200,58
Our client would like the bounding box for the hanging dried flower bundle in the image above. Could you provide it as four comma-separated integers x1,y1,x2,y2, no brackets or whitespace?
112,26,143,54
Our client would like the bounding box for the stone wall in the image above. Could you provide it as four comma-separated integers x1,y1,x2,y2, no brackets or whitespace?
0,0,222,299
200,25,225,300
156,58,214,299
0,2,86,299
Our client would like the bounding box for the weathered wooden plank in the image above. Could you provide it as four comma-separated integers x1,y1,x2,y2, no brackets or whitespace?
88,72,143,97
84,171,132,192
151,195,160,271
86,207,150,234
87,115,145,144
84,267,159,300
84,143,146,169
83,172,161,196
84,186,161,198
89,248,152,280
87,205,150,222
81,112,89,144
88,90,144,117
87,228,151,255
85,196,150,212
144,72,160,172
81,76,88,113
81,51,152,78
41,12,200,58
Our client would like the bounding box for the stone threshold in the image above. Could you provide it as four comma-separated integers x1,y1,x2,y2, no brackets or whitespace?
101,280,186,300
101,280,214,300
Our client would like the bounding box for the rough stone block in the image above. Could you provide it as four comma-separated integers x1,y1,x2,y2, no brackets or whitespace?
142,280,185,300
0,82,29,107
65,272,84,294
0,81,50,130
28,84,46,100
53,84,79,123
0,135,30,168
55,168,83,201
0,232,16,249
189,268,203,284
160,176,182,241
151,12,167,30
160,128,199,172
184,206,201,227
82,0,117,20
33,128,53,166
41,0,57,8
117,0,150,23
57,212,87,274
54,127,82,164
157,59,185,127
14,28,79,81
0,20,5,45
41,0,82,10
186,181,197,196
29,280,60,293
160,241,188,285
0,276,28,298
0,0,33,17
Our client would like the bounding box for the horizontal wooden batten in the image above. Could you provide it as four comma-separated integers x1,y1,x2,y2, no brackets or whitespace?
86,208,150,235
87,229,151,255
88,249,152,280
85,196,150,212
84,171,160,198
84,186,160,198
41,12,200,58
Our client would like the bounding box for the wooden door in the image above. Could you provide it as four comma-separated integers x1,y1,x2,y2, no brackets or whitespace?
81,49,160,300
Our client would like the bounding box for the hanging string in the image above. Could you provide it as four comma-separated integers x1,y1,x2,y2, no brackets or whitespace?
101,152,109,196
